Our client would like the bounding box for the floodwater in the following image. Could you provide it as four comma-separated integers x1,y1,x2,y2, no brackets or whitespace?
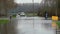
6,15,56,34
14,16,55,34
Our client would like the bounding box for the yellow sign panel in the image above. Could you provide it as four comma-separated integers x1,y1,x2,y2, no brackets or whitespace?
52,16,58,21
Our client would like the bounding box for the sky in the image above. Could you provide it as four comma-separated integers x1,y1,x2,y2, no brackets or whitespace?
14,0,42,4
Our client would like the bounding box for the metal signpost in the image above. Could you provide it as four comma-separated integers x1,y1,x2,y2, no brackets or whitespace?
52,16,58,34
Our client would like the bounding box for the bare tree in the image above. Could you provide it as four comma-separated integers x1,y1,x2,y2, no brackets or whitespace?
0,0,17,17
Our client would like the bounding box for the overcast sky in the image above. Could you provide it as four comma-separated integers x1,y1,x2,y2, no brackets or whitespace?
14,0,42,4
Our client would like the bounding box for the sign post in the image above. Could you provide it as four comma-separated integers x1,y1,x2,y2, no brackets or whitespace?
52,16,58,34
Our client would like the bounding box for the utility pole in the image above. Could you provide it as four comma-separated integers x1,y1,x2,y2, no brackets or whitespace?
56,0,58,34
56,0,58,16
32,0,34,28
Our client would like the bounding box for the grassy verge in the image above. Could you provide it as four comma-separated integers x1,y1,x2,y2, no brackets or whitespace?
0,19,9,24
56,21,60,28
26,13,37,16
12,15,16,18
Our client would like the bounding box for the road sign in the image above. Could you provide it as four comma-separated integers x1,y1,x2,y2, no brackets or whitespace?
52,16,58,21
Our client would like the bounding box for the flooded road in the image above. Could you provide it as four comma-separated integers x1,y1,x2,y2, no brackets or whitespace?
15,17,55,34
7,17,56,34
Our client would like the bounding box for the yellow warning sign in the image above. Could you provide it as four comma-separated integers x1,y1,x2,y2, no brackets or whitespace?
52,16,58,21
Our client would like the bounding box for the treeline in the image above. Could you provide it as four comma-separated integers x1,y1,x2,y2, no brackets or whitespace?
37,0,60,17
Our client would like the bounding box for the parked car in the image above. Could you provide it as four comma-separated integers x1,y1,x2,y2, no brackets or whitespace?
20,12,26,17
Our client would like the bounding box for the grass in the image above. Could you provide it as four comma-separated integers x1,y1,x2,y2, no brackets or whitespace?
12,15,16,18
0,19,9,24
26,13,37,16
56,21,60,28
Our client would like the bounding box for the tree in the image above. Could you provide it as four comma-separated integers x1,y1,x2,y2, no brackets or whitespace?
0,0,17,17
37,0,59,17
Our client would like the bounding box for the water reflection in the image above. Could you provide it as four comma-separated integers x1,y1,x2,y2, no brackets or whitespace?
15,17,55,34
